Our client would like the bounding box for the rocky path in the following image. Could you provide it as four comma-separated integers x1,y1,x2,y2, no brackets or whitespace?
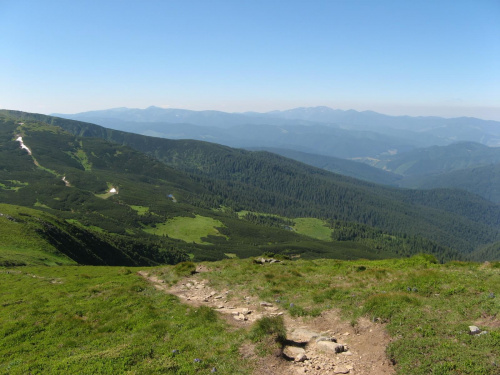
138,269,394,375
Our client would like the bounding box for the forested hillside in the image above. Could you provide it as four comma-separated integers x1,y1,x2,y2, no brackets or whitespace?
372,142,500,176
4,110,499,260
248,147,402,186
4,110,465,264
399,163,500,204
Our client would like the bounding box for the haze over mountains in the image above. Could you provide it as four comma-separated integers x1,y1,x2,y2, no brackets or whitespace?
54,106,500,203
54,106,500,149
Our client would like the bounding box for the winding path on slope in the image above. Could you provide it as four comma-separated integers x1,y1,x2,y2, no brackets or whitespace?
138,269,394,375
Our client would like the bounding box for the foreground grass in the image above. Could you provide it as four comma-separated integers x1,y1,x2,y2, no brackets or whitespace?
190,255,500,375
2,257,499,375
144,215,228,244
0,266,250,375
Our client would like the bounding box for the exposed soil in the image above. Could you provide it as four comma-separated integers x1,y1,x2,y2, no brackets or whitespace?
138,269,395,375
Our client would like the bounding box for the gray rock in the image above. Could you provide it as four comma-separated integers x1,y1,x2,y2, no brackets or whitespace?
260,301,273,307
469,325,481,335
288,328,320,343
317,341,345,354
284,346,308,362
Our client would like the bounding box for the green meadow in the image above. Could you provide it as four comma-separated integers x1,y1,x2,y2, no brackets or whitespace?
144,215,228,244
293,217,332,241
0,266,251,375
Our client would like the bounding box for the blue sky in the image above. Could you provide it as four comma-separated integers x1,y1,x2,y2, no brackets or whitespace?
1,0,499,120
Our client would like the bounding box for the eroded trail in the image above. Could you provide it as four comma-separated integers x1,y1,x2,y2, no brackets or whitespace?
138,269,394,375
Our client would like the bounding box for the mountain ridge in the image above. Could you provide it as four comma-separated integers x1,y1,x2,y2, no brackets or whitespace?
4,110,499,259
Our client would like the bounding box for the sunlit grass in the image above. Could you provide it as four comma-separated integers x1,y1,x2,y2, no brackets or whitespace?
144,215,228,244
0,266,251,375
181,255,500,374
293,217,332,241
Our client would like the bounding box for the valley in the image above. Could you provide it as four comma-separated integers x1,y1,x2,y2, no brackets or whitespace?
0,109,499,375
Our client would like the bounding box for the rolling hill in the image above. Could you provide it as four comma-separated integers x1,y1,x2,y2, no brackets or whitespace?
6,110,454,265
3,110,499,261
369,141,500,176
246,147,402,186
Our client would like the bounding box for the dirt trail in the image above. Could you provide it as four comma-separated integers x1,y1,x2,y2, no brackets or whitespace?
138,269,394,375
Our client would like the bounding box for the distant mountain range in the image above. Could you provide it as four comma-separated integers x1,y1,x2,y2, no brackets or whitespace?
52,106,500,203
53,106,500,150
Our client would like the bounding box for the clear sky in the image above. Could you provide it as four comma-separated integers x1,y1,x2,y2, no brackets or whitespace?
1,0,499,120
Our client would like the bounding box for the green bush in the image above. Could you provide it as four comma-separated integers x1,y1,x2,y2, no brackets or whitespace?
249,316,286,346
173,261,197,277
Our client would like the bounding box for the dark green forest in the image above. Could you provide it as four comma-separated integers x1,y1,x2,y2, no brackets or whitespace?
1,110,499,264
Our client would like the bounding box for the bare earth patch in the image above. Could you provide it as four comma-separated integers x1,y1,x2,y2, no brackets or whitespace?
138,270,394,375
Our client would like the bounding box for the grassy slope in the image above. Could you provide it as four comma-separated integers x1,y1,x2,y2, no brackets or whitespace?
1,257,498,375
144,215,228,244
0,204,76,266
0,266,250,375
184,256,500,375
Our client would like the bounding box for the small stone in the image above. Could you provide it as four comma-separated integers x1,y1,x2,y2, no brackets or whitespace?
233,313,247,321
333,366,350,374
284,346,307,362
193,358,201,363
317,341,345,353
295,353,307,362
211,367,217,373
260,301,273,307
469,325,481,335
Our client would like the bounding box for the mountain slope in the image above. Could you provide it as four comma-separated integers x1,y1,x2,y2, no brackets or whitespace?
7,110,499,257
247,147,402,186
5,110,437,263
51,116,419,159
373,141,500,176
399,163,500,204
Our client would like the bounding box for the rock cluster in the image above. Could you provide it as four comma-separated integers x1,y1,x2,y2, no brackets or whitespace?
139,271,395,375
253,257,281,264
469,325,488,336
284,327,355,374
